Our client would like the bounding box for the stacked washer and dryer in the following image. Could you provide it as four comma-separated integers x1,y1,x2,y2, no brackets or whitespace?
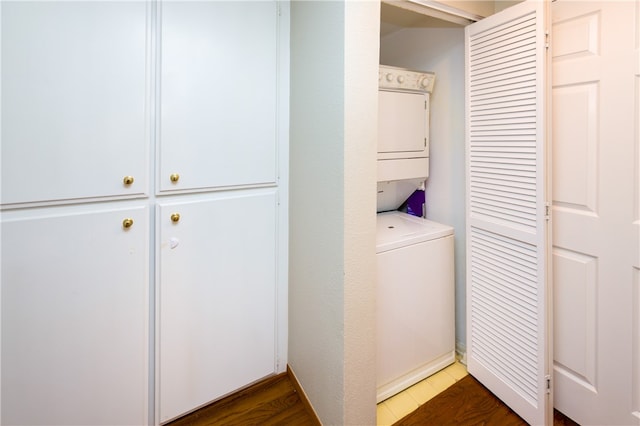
376,65,456,403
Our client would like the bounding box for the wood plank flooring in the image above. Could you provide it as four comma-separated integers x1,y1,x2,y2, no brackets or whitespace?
166,372,318,426
167,370,580,426
395,375,580,426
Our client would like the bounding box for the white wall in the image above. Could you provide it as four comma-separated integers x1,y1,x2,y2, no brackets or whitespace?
289,3,345,421
343,1,379,424
494,0,525,13
289,1,378,424
438,0,495,17
438,0,524,16
380,27,468,352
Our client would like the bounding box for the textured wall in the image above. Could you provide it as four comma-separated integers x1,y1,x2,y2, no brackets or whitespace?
289,2,346,423
289,1,378,424
343,1,379,424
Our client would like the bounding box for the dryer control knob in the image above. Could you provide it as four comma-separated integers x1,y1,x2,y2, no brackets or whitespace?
386,73,394,82
397,75,405,83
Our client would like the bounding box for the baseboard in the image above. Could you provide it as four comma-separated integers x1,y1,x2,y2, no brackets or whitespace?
456,341,467,365
287,365,322,426
377,350,455,403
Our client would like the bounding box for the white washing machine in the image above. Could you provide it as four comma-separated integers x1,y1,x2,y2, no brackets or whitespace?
376,211,455,403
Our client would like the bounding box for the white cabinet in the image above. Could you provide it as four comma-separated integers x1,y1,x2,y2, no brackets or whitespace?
156,1,285,422
0,204,149,425
1,1,287,424
157,190,278,423
159,1,278,192
1,2,151,424
1,2,149,205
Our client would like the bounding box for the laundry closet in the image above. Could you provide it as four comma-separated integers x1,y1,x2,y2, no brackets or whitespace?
377,2,639,426
379,1,470,359
377,3,555,424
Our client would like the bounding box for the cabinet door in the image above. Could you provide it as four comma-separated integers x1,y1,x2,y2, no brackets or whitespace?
1,2,149,205
159,1,278,192
1,203,149,425
157,190,277,423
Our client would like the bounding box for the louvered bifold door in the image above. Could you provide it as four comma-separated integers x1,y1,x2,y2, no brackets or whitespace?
465,1,551,425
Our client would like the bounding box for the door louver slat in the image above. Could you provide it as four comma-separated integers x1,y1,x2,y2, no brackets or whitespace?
471,184,535,201
471,96,535,110
470,89,537,104
471,106,536,118
470,67,536,88
470,53,536,78
471,178,536,193
471,73,536,87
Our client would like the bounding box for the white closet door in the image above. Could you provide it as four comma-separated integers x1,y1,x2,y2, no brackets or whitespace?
465,2,551,425
1,1,149,205
159,1,278,193
157,190,277,423
1,204,149,425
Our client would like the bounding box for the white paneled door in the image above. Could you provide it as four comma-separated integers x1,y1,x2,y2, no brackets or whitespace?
159,1,278,193
1,1,149,205
552,1,640,424
1,204,149,425
465,1,552,425
157,190,278,423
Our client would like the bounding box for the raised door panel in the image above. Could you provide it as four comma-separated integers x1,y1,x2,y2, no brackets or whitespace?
1,2,149,206
159,1,278,193
157,190,278,423
0,203,149,425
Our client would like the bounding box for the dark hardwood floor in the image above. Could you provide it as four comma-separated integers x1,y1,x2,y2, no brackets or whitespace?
167,372,318,426
395,375,579,426
168,370,579,426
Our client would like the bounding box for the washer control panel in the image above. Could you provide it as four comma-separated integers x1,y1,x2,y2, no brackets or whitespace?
379,65,435,93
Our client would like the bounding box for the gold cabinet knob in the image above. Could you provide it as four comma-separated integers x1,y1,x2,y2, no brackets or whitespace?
123,176,134,185
122,218,134,229
170,213,180,223
170,173,180,183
